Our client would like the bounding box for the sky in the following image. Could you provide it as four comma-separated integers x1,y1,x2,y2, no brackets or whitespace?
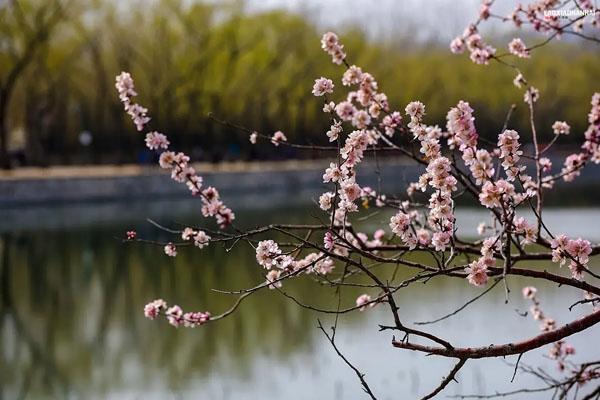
244,0,495,43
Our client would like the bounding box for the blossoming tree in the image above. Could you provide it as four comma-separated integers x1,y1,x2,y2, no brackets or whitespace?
116,1,600,398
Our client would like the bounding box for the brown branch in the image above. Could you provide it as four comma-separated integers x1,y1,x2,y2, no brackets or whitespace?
421,358,467,400
317,319,378,400
392,308,600,359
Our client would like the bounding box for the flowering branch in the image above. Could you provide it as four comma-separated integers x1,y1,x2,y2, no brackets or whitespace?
116,1,600,397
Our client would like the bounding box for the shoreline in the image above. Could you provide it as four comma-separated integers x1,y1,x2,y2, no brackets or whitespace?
0,158,421,207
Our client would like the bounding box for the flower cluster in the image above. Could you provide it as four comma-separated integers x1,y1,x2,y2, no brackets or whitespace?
145,131,170,150
181,227,211,249
465,257,491,286
446,101,477,152
524,86,539,105
164,242,177,257
415,155,457,251
560,94,600,182
551,235,592,280
508,38,530,58
356,294,374,311
256,240,283,269
450,25,496,65
389,211,417,248
129,24,600,399
255,240,335,287
513,216,537,244
271,130,288,146
523,288,577,371
321,32,346,65
144,299,211,328
552,121,571,136
452,0,600,66
115,72,150,131
115,72,235,228
312,77,334,97
479,180,516,209
381,111,402,137
465,236,499,286
497,129,524,181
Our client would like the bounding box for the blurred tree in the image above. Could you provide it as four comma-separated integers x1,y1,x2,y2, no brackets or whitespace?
0,0,76,168
0,0,598,167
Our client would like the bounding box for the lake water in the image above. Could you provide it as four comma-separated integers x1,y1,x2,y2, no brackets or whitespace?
1,199,599,399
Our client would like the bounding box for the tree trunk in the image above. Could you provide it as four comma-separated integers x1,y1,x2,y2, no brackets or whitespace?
0,92,11,169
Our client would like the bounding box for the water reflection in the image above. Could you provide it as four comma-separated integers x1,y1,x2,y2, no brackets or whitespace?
1,203,599,399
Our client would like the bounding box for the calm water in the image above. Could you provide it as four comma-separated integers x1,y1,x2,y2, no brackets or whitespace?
1,199,599,399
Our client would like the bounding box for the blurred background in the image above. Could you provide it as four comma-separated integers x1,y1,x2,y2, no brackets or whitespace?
0,0,598,167
2,1,600,399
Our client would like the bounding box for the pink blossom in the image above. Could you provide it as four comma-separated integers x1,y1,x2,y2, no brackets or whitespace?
342,65,363,86
531,305,544,321
158,151,176,169
256,240,281,269
432,231,452,252
479,180,515,209
183,311,211,328
166,305,183,327
381,111,402,137
335,101,356,121
450,37,465,54
540,157,552,172
497,129,523,181
522,286,537,299
524,87,540,105
356,294,372,311
126,230,137,240
321,32,346,64
405,101,425,120
389,212,410,235
416,229,431,246
249,132,258,144
266,269,282,289
326,120,342,142
314,257,335,275
552,121,571,135
324,231,335,250
145,131,170,150
541,318,556,332
508,38,530,58
181,227,196,241
561,153,585,182
513,73,526,88
115,72,234,228
323,101,335,113
465,258,489,286
115,71,137,103
479,2,491,19
164,243,177,257
319,192,335,210
312,77,334,96
193,231,211,249
144,299,167,319
446,101,477,150
352,110,371,129
323,162,343,183
514,217,537,244
341,180,361,202
373,229,386,241
469,149,495,184
271,131,287,146
469,46,496,65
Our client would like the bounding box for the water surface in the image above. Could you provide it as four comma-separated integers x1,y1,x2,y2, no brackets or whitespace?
1,200,599,399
